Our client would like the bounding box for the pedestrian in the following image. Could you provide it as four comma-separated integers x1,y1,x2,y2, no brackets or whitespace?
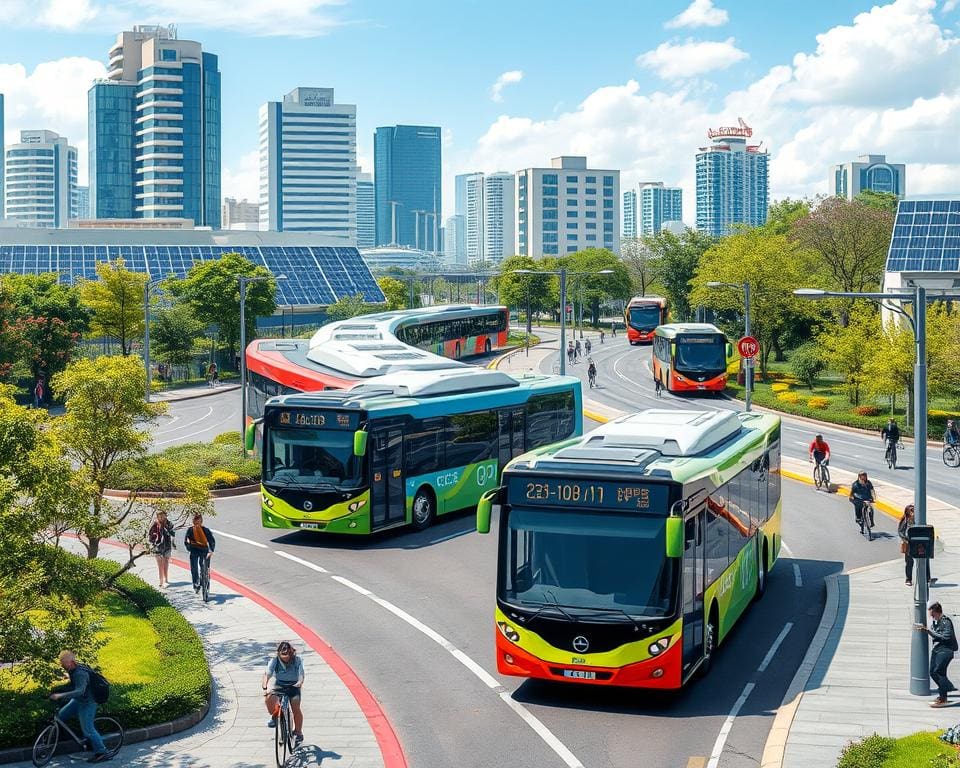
655,376,663,398
917,602,958,707
148,510,176,588
262,641,305,747
898,504,933,587
567,340,575,366
611,323,616,337
599,330,605,344
207,362,219,388
184,513,216,593
574,339,582,361
33,377,45,408
49,651,109,763
584,339,592,355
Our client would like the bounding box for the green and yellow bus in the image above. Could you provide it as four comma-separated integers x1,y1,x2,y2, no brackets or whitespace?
477,408,781,688
247,368,583,535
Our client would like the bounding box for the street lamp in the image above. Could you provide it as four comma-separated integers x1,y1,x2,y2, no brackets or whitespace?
794,285,960,697
512,268,614,375
706,281,752,412
143,278,165,403
239,273,287,442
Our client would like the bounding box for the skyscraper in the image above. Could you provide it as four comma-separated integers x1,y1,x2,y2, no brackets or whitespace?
374,125,441,249
4,130,77,228
640,182,683,236
0,93,5,220
463,172,484,263
832,154,905,200
482,172,515,264
444,214,466,265
516,156,620,257
356,171,375,248
75,185,90,219
259,87,356,238
623,189,637,238
89,25,221,226
695,119,768,237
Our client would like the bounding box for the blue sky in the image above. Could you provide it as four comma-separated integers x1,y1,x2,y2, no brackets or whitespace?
2,0,959,222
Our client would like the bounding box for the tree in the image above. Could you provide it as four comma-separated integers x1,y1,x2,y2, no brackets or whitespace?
620,237,658,296
563,249,632,326
150,303,204,367
765,198,811,235
166,253,278,365
690,228,812,380
325,294,375,322
790,342,826,389
492,255,557,321
818,303,881,404
855,189,900,212
648,229,716,322
79,258,147,356
377,276,408,311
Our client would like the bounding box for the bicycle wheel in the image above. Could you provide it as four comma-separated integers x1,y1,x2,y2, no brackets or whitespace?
275,704,289,767
865,507,874,541
286,705,296,754
945,445,960,468
823,466,831,487
94,717,124,758
201,559,210,603
32,723,59,767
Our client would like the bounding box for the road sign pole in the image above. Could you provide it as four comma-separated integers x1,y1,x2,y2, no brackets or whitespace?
910,284,930,696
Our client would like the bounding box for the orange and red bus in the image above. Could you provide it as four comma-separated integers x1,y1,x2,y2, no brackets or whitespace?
625,296,668,345
651,323,730,393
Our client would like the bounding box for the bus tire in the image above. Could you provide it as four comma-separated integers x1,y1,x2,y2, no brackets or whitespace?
699,605,719,679
755,540,768,601
411,487,436,531
484,338,492,354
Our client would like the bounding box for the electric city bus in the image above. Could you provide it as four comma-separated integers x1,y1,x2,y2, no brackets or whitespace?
476,408,781,688
651,323,731,393
624,296,668,345
245,368,583,535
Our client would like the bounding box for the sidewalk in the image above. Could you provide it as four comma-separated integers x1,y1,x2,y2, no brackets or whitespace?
151,382,240,403
7,543,394,768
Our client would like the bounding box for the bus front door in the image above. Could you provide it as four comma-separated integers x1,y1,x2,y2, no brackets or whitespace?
371,428,405,529
682,511,705,675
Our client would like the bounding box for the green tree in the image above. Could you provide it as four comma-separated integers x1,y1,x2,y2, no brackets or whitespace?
377,276,408,311
690,228,811,380
790,342,826,389
563,249,632,326
648,229,716,321
620,237,659,296
79,258,147,356
150,303,204,367
166,253,278,366
325,294,375,322
818,303,881,404
492,255,557,322
855,189,900,212
765,197,811,235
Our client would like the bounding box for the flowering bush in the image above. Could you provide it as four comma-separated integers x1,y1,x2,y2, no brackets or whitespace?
807,396,830,410
853,405,882,417
208,470,241,488
777,391,802,405
771,382,791,393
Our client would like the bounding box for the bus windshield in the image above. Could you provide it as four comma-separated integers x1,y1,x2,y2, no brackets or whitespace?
264,428,362,487
502,508,677,618
675,335,726,372
629,305,662,330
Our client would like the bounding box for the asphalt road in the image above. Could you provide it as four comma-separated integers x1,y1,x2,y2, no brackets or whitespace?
151,388,241,450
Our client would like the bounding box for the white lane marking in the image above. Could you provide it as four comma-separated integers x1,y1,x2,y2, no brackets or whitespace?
153,408,238,445
209,528,268,549
793,564,803,588
153,406,214,436
758,623,793,673
275,550,328,573
279,551,585,768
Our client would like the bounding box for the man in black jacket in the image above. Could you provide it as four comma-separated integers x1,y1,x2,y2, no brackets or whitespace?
917,602,958,706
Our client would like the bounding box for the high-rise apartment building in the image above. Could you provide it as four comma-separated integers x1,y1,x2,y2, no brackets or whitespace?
222,197,259,229
444,214,466,265
483,172,515,264
356,171,375,248
259,87,356,239
374,125,441,249
0,93,5,219
88,25,221,226
75,185,90,219
622,189,637,238
696,119,768,237
832,154,905,201
640,182,682,236
4,130,77,228
516,156,620,257
463,172,484,263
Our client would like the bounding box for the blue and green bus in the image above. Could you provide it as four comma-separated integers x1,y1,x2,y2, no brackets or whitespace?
246,368,583,534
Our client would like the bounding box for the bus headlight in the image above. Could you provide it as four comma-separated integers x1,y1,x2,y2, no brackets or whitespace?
262,495,273,508
648,638,670,656
497,621,520,643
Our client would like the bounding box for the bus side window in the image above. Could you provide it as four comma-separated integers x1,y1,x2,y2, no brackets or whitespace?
446,412,497,467
405,418,445,476
704,491,731,585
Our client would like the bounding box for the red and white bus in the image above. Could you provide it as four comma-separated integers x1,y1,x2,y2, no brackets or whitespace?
651,323,730,393
625,296,668,344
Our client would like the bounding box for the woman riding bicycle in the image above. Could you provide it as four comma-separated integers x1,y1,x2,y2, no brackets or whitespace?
263,641,305,747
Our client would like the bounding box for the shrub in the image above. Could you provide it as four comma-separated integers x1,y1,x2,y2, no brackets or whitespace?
777,391,802,405
107,440,260,492
853,405,882,417
771,382,791,393
208,469,241,488
790,342,826,390
808,396,830,410
836,734,895,768
212,431,241,446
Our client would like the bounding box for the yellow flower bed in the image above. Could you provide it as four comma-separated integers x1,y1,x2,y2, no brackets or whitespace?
930,410,960,418
807,396,830,410
777,391,802,405
208,469,240,488
771,382,791,393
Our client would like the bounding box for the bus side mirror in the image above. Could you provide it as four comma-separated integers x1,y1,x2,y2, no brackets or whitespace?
477,488,498,534
353,430,368,457
244,421,259,452
665,517,683,558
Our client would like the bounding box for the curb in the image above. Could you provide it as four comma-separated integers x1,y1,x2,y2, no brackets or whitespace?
779,468,903,522
152,384,240,403
103,483,260,500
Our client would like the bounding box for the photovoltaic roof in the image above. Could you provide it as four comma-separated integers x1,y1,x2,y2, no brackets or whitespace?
886,199,960,274
0,244,385,307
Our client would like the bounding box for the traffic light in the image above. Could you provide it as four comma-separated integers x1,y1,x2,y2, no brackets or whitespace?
907,525,935,559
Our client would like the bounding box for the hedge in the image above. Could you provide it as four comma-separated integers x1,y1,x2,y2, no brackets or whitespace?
0,556,210,749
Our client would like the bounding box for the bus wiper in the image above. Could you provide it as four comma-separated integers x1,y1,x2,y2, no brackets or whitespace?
566,605,642,630
543,589,576,623
515,593,578,624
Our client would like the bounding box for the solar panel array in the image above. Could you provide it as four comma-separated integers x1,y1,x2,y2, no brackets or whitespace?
0,244,385,307
886,200,960,274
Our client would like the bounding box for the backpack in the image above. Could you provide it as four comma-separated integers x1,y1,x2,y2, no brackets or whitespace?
79,664,110,704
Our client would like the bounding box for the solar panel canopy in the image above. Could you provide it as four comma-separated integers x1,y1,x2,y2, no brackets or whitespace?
886,199,960,274
0,244,385,307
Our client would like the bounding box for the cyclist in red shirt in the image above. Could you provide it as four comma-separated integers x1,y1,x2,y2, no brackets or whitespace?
809,435,830,468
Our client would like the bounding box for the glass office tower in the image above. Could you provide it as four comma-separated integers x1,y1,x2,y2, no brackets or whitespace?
373,125,441,248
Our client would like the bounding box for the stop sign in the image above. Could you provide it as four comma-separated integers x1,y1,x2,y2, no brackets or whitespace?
737,336,760,359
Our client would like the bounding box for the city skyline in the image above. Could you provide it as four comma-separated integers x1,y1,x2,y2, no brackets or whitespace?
1,0,957,228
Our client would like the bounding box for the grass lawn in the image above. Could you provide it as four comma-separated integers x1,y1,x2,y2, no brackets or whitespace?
838,731,960,767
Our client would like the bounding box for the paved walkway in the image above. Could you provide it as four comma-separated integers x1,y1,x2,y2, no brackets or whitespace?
10,543,392,768
152,382,240,402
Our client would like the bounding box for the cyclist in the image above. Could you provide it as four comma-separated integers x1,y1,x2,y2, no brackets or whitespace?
881,418,901,459
809,434,831,468
184,513,216,594
262,641,305,747
49,650,109,763
587,358,597,388
584,338,592,355
946,419,960,447
849,471,876,534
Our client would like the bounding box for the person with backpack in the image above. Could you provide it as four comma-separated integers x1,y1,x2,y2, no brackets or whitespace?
917,602,959,707
185,513,216,594
50,650,109,763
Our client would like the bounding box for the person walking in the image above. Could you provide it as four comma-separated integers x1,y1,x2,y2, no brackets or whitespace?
262,640,306,746
206,362,219,388
584,338,592,355
574,339,582,361
654,376,663,398
566,341,575,366
898,504,933,587
33,377,45,408
917,602,958,706
599,330,605,344
148,511,176,588
49,651,109,763
184,513,216,593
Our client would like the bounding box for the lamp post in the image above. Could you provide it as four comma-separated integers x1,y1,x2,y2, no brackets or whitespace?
706,281,752,412
143,278,164,403
794,286,960,696
239,273,286,442
513,268,614,375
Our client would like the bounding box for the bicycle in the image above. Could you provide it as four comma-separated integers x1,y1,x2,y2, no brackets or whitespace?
813,459,831,490
884,439,899,469
854,500,876,541
198,553,211,603
272,689,296,767
944,442,960,468
32,705,124,767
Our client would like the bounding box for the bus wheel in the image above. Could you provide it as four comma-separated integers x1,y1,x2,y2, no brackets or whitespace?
699,607,719,678
755,541,768,601
484,338,492,354
411,488,436,531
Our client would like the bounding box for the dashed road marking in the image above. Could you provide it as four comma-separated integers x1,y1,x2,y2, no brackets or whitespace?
275,550,328,572
209,529,269,549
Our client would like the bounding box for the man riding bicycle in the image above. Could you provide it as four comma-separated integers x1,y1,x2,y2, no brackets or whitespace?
263,641,305,747
809,434,831,467
882,418,901,449
849,471,876,534
49,650,109,763
946,419,960,447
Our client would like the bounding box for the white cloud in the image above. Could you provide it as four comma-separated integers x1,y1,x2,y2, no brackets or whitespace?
637,38,748,79
943,0,958,12
665,0,729,29
40,0,98,29
490,70,523,102
221,150,260,205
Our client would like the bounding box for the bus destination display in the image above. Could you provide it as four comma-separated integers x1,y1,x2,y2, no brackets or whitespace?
276,410,359,430
509,477,669,512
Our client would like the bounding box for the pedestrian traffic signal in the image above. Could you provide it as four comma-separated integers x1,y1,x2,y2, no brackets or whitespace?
908,525,935,559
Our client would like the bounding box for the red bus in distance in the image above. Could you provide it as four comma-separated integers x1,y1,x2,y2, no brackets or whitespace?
624,296,669,345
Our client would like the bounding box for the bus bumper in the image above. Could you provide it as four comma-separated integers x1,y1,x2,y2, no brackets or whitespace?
671,373,727,392
494,632,683,689
260,505,372,535
627,328,654,343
